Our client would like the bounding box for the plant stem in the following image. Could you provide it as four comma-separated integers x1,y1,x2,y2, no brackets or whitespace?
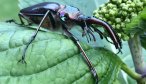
128,34,146,83
121,64,141,80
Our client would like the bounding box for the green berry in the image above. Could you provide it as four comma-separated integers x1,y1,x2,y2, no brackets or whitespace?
116,24,121,29
93,0,146,40
107,3,116,8
125,18,131,23
131,13,137,17
121,22,125,28
108,21,112,24
121,11,128,16
115,18,121,23
105,14,110,18
112,24,116,28
129,2,136,7
109,9,117,15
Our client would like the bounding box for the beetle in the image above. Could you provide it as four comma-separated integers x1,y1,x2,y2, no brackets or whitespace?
16,2,122,84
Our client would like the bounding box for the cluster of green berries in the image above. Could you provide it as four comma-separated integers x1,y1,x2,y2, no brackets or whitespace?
93,0,146,40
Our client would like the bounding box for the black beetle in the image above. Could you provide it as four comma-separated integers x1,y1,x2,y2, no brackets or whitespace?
16,2,122,84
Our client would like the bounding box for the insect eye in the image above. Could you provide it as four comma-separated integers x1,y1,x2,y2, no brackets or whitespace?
64,13,69,18
60,12,69,21
61,16,66,21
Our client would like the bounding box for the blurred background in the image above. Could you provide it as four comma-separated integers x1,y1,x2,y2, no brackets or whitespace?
0,0,19,21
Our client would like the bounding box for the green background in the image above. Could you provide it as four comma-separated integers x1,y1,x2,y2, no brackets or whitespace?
0,0,19,21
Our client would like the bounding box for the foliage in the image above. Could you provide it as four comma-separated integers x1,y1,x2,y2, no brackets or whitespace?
0,22,127,84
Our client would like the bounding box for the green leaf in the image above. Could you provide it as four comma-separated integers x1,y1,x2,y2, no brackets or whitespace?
124,7,146,49
125,7,146,36
0,22,125,84
127,75,137,84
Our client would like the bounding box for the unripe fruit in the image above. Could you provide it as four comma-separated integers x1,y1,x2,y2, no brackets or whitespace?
93,0,146,40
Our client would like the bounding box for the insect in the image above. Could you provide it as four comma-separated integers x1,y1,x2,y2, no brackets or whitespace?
17,2,122,84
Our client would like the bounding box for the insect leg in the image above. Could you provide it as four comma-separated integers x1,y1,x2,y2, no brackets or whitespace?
48,12,56,28
87,26,96,41
19,13,32,25
81,21,96,42
83,21,92,42
5,19,18,24
18,10,50,63
19,13,26,25
61,23,98,84
6,14,30,25
91,25,114,44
